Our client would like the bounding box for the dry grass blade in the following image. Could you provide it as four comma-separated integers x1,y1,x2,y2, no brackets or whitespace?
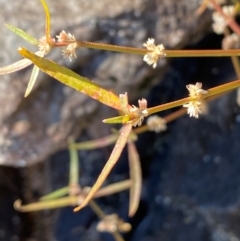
0,59,32,75
127,141,142,217
74,123,133,212
24,65,40,97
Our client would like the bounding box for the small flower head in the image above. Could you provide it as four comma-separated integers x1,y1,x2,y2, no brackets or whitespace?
183,100,207,118
97,214,131,233
222,33,240,50
129,98,148,127
56,30,76,43
212,5,235,34
183,82,208,118
143,38,166,68
61,43,77,61
56,30,77,61
147,115,167,133
38,36,55,55
186,82,208,97
119,93,148,127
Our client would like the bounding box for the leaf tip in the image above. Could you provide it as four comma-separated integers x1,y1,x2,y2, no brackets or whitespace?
24,91,30,98
73,204,84,212
18,47,24,55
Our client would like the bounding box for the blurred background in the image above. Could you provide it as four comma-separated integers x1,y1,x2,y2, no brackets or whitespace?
1,0,240,240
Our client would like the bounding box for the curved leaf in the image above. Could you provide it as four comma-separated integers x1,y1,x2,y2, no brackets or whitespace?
40,0,51,40
128,141,142,217
18,48,122,110
74,123,132,212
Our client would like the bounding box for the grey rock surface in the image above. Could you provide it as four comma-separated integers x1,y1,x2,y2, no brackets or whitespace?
0,0,211,166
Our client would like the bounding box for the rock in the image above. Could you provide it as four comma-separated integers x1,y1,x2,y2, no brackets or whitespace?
0,0,211,166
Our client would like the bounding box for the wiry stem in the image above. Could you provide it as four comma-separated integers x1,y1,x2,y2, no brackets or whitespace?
148,79,240,115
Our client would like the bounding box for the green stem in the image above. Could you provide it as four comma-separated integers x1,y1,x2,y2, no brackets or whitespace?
165,49,240,57
40,186,69,200
68,138,79,185
75,41,240,57
77,41,145,55
14,196,78,212
148,79,240,115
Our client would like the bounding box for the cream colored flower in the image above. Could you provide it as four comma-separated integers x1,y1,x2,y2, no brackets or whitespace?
56,30,76,42
183,82,208,118
61,43,77,61
143,38,166,68
222,33,240,49
97,214,131,233
186,82,208,97
56,30,77,61
212,5,235,34
38,36,55,55
119,93,148,127
129,98,148,127
183,101,206,118
147,115,167,133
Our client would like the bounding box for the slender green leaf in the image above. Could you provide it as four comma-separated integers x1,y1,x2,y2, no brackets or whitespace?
94,180,131,198
5,24,38,45
18,48,122,110
68,139,79,185
40,186,69,200
71,133,119,150
128,141,142,217
74,123,133,212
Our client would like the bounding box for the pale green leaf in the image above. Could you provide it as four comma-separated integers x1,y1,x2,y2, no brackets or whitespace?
68,139,79,185
40,186,69,200
94,180,131,198
5,24,38,45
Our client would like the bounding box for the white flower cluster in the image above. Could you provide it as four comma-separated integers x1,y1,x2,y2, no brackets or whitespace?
130,98,148,127
119,93,148,127
56,30,77,61
222,33,240,49
143,38,166,68
97,214,131,233
147,115,167,133
38,36,55,55
183,82,208,118
212,5,235,34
